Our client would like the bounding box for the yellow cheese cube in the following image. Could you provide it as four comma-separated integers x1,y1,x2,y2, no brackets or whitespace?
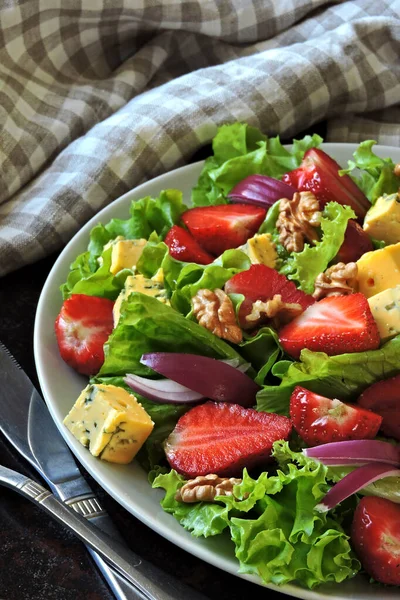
363,193,400,245
245,233,277,268
113,274,169,326
368,286,400,341
356,242,400,298
110,239,147,274
63,384,154,464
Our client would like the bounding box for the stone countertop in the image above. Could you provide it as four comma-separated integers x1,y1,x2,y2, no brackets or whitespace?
0,255,291,600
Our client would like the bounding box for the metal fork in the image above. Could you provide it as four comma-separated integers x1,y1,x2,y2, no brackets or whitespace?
0,463,207,600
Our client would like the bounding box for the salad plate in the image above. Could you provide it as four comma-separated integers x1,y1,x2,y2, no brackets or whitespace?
34,141,400,600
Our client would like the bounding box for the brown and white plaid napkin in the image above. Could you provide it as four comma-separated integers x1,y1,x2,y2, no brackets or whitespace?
1,0,399,276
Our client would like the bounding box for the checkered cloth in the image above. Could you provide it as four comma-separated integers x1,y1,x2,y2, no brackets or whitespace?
1,0,400,276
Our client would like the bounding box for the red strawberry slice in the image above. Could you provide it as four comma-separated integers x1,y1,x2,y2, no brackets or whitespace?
55,294,114,376
290,386,382,446
164,401,292,478
351,496,400,585
164,225,214,265
335,220,373,264
279,293,380,359
282,148,370,220
358,374,400,441
224,264,315,329
181,204,266,256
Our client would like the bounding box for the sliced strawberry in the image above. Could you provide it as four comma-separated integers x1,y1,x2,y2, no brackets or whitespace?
164,401,292,478
181,204,266,256
282,148,370,220
358,374,400,441
55,294,114,376
335,220,373,264
279,293,380,359
224,264,315,329
164,225,214,265
290,386,382,446
351,496,400,585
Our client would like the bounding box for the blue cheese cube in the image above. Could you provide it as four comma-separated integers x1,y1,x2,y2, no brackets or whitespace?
368,285,400,341
63,384,154,464
113,273,169,326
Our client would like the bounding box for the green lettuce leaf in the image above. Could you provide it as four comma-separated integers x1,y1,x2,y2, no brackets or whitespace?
61,189,187,299
340,140,400,204
257,200,290,267
192,123,322,206
239,327,282,385
257,335,400,415
152,470,231,537
99,292,245,377
280,202,356,294
153,442,359,588
60,247,128,300
136,238,251,316
230,440,359,588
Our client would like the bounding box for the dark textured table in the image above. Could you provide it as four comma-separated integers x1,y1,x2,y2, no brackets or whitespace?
0,257,293,600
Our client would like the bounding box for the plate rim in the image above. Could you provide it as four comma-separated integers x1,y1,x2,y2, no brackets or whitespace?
33,142,400,600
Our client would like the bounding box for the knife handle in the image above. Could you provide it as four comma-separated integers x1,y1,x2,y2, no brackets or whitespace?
67,495,150,600
0,466,207,600
88,548,148,600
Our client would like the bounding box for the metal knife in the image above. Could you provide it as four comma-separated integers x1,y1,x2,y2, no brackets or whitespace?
0,342,207,600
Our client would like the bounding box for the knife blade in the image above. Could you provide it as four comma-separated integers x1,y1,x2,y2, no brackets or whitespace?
0,342,207,600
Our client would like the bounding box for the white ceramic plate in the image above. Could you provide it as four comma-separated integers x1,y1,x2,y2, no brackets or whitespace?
34,143,400,600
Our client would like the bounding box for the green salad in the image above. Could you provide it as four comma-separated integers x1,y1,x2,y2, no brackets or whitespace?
56,122,400,591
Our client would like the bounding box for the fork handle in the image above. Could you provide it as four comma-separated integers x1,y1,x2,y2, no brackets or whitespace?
0,466,207,600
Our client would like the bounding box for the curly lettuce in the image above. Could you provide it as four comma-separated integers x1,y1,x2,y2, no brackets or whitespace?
280,202,356,294
192,122,322,206
153,441,359,588
60,189,187,299
257,334,400,415
340,140,400,204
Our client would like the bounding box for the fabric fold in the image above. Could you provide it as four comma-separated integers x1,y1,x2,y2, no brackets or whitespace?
0,0,399,275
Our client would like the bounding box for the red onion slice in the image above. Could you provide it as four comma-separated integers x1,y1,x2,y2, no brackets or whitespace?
140,352,260,407
124,373,203,404
315,463,400,513
304,440,400,468
228,175,297,208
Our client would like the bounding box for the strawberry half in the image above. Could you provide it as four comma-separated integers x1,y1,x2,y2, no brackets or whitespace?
181,204,266,256
351,496,400,585
282,148,370,220
164,225,214,265
290,386,382,446
164,401,292,478
55,294,114,376
279,293,380,359
358,374,400,441
224,264,315,329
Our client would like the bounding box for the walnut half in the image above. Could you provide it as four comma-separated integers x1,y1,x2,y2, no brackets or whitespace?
175,474,242,503
276,191,322,253
245,294,303,328
192,288,242,344
313,262,358,300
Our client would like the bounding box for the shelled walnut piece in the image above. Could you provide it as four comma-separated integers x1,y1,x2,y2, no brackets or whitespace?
192,288,242,343
246,294,303,328
175,474,243,503
276,191,322,253
313,262,358,300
